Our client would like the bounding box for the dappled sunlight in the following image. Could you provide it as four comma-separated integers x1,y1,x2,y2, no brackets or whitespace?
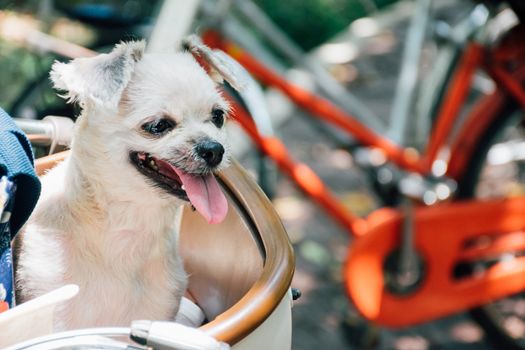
273,195,313,222
299,240,332,267
0,10,93,47
326,149,354,169
49,18,95,47
329,63,359,84
317,42,358,65
451,322,484,343
394,335,429,350
504,316,525,339
271,194,313,244
340,191,376,217
350,17,381,38
0,11,37,43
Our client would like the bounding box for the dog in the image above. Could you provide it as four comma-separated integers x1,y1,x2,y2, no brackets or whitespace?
15,40,231,330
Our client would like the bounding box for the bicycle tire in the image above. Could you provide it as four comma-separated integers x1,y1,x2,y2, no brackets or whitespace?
455,94,525,350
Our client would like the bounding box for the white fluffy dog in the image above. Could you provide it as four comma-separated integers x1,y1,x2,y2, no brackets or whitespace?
15,41,231,330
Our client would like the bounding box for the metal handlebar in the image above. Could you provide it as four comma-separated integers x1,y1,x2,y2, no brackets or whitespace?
14,116,74,149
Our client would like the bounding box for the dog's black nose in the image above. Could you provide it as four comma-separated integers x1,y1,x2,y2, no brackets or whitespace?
196,140,224,167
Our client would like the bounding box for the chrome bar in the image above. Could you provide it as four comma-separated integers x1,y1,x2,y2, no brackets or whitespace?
14,116,74,147
14,118,54,139
388,0,432,144
232,0,386,133
413,4,490,148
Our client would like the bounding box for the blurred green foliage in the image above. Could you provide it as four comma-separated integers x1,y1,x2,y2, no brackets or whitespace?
253,0,398,50
0,39,55,111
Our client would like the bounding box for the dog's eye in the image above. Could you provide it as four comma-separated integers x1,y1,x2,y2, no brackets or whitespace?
142,118,175,135
211,108,225,128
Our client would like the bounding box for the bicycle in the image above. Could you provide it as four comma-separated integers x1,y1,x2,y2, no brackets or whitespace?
5,0,525,348
192,0,525,348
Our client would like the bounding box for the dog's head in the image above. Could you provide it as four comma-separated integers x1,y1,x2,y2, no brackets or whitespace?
51,41,232,224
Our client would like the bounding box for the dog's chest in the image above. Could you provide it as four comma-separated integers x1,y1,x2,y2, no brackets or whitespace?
60,227,186,328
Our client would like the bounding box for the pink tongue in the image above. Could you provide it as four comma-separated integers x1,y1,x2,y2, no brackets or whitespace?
173,168,228,224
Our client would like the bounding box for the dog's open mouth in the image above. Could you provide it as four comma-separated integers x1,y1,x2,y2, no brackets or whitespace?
129,151,228,224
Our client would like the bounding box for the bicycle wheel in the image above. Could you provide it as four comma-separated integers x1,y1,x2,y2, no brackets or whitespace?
456,95,525,349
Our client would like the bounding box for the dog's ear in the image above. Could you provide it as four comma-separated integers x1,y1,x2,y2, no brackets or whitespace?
50,40,145,110
181,36,248,92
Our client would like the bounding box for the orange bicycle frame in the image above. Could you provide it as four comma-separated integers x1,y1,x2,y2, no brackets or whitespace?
203,30,486,236
203,23,525,326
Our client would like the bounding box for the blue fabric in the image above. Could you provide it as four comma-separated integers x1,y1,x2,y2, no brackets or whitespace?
0,108,41,235
0,108,41,308
0,178,15,307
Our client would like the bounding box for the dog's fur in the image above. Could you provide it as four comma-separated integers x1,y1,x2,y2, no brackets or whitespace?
15,41,231,330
